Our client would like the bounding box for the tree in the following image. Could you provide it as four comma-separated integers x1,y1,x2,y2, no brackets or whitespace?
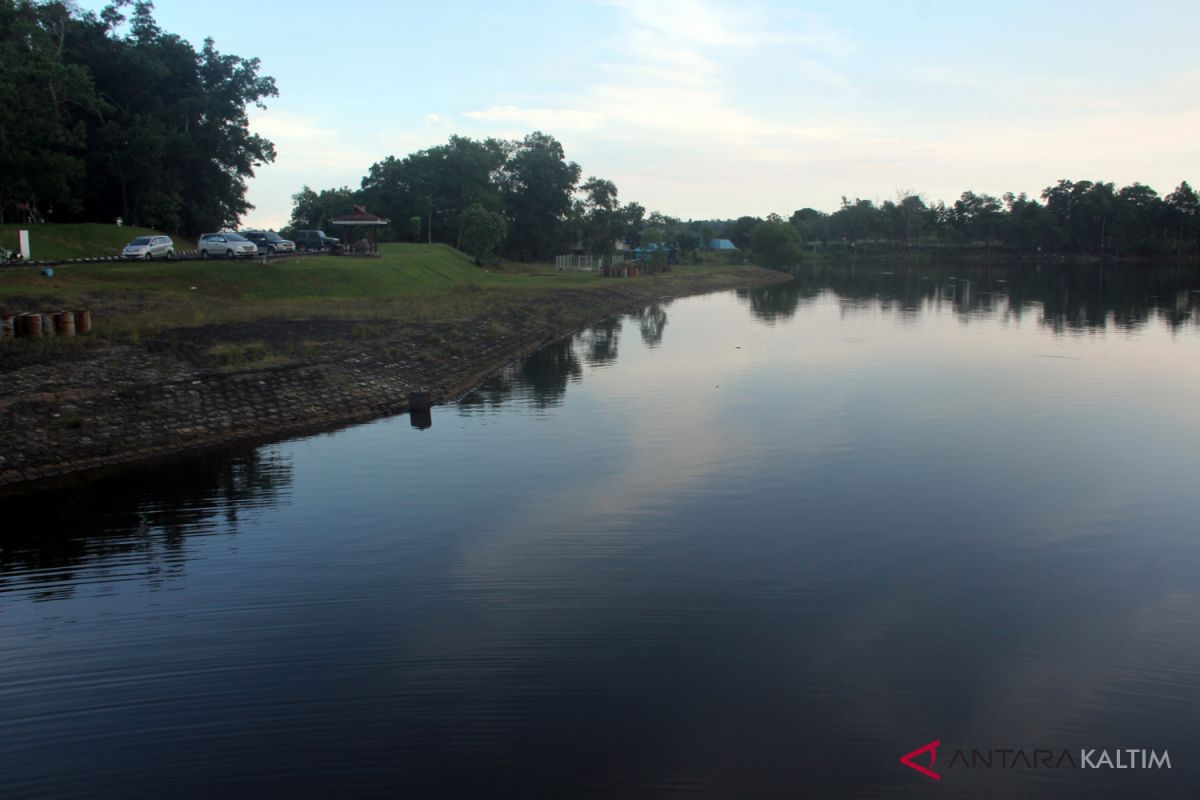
640,227,668,273
727,215,762,249
620,201,645,246
580,176,619,256
952,191,1003,247
0,0,96,218
1001,192,1060,252
1112,183,1163,255
0,1,277,231
287,185,354,230
360,135,508,248
789,208,827,243
500,131,580,261
457,202,506,266
1166,181,1199,257
828,198,880,242
750,219,802,269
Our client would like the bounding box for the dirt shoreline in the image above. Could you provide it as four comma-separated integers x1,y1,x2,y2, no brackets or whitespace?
0,267,788,491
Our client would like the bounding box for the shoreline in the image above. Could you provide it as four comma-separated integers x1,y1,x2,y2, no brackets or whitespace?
0,266,788,492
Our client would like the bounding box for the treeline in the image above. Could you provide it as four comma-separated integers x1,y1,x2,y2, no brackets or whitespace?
290,132,702,265
0,0,276,234
733,180,1200,263
297,132,1199,266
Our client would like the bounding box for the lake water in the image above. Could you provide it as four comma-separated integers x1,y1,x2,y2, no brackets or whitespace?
3,263,1199,798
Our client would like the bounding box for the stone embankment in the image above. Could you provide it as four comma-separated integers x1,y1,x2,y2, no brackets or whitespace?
0,268,787,490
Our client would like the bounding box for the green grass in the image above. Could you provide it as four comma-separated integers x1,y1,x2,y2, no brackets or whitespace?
0,240,763,336
0,222,171,260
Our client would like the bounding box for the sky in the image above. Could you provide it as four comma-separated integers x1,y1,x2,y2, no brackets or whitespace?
79,0,1200,230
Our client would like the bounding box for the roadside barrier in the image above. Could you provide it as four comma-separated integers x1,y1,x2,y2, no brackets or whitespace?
0,248,328,270
1,309,93,338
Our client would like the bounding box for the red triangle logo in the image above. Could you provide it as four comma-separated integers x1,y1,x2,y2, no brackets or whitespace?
900,739,942,781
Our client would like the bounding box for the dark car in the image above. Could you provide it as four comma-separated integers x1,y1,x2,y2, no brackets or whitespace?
291,230,341,252
242,231,296,255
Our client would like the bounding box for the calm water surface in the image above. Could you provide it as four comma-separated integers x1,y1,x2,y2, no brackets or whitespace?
3,263,1200,798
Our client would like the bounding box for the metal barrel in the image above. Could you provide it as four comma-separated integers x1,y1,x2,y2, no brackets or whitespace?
41,314,55,336
0,313,14,338
18,313,43,338
72,309,92,334
53,311,76,336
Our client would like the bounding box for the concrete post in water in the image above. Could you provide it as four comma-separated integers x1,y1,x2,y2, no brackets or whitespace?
72,309,92,334
408,391,433,430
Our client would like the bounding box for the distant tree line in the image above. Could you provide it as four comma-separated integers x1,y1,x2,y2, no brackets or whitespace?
297,134,1199,266
732,181,1199,262
0,0,276,234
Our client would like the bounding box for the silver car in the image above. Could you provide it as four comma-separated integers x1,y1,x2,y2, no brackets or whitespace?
122,235,175,260
198,232,259,259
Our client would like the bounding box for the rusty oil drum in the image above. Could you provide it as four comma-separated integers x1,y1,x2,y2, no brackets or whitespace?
53,311,76,336
73,309,92,334
18,313,43,338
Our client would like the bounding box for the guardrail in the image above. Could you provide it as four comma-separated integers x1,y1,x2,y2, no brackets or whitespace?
0,249,333,270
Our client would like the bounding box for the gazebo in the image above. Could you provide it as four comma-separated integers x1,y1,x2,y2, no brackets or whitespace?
330,205,389,255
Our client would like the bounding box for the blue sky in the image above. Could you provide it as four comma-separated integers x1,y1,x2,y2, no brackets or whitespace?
81,1,1200,229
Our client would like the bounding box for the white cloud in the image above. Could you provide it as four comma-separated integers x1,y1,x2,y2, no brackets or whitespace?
463,105,607,131
249,109,376,175
448,0,864,215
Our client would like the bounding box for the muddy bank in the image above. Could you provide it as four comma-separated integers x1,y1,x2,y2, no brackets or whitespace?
0,268,787,490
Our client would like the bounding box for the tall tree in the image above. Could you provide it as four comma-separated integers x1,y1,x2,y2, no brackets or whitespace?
750,217,802,269
0,0,277,232
580,176,619,256
457,202,506,266
500,131,580,261
0,0,96,219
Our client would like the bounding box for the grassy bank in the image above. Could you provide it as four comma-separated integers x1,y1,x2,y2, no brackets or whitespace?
0,222,171,260
0,245,787,487
0,242,766,336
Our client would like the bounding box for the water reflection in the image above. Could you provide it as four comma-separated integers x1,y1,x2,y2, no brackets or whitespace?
0,447,292,602
742,262,1199,332
459,314,649,414
578,317,623,365
637,302,670,347
1,275,1198,799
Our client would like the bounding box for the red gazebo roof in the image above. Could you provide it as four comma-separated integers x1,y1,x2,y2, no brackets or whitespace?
331,205,388,225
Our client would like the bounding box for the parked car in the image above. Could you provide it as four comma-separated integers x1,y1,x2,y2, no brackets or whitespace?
242,231,296,255
291,230,341,252
197,232,259,259
122,235,175,260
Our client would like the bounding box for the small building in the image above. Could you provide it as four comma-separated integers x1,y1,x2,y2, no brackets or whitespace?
631,242,676,272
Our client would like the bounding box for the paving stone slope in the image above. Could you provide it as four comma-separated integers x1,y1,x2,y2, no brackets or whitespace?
0,269,787,488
